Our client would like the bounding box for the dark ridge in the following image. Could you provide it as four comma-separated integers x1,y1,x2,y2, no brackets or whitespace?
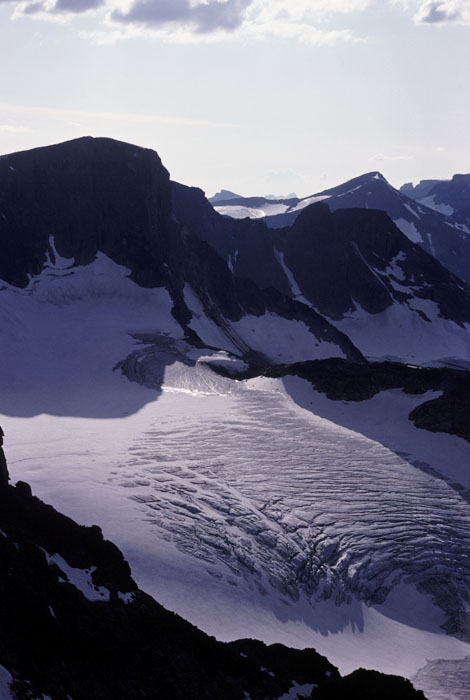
281,203,470,324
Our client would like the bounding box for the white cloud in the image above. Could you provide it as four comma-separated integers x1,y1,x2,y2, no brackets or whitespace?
370,153,413,161
5,0,469,43
413,0,470,24
5,0,370,44
0,124,32,133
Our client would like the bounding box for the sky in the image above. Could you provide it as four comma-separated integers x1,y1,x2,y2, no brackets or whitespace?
0,0,469,197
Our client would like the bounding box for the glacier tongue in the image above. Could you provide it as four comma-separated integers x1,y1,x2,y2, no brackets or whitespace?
114,356,470,636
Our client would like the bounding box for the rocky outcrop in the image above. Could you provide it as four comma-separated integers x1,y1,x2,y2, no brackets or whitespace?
0,426,9,488
231,358,470,443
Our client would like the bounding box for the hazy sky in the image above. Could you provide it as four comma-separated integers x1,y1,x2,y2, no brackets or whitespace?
0,0,469,197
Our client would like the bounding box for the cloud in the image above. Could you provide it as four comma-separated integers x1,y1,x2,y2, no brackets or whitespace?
413,0,470,24
8,0,105,17
3,0,370,44
0,124,32,133
370,153,413,161
0,102,237,128
8,0,469,43
54,0,105,12
111,0,254,34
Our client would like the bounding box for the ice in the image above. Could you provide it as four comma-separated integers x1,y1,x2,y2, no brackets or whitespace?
214,206,266,219
4,362,470,685
214,203,291,220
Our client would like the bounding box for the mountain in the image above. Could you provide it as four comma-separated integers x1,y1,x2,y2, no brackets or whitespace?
3,136,470,367
174,180,470,367
2,137,470,698
212,171,470,286
0,474,426,699
400,179,446,202
0,137,361,367
401,174,470,222
209,188,243,203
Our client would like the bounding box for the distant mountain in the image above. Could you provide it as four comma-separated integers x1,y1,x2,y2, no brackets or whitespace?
209,188,243,203
265,191,297,200
401,174,470,221
212,171,470,286
400,179,446,203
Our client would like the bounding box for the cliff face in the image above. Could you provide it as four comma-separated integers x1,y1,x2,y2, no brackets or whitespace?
0,137,174,289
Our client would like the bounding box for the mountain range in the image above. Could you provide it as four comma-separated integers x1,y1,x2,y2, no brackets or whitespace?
1,136,470,699
209,170,470,286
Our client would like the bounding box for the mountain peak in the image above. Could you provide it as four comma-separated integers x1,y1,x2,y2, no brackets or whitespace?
209,189,242,203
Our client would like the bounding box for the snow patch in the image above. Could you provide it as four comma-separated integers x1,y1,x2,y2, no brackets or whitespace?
418,196,455,216
334,301,470,365
403,203,420,219
393,218,422,243
42,549,110,602
384,252,407,283
290,195,330,213
278,682,316,699
273,250,310,304
231,313,345,363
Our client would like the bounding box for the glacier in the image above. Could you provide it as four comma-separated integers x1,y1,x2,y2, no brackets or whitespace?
1,251,470,700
